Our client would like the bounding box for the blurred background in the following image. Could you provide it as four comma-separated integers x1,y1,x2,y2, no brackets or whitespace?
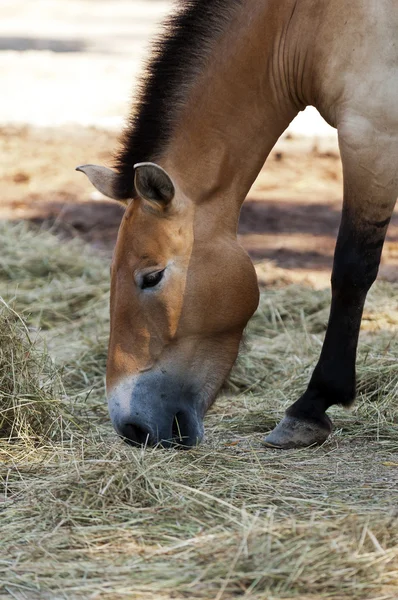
1,0,397,285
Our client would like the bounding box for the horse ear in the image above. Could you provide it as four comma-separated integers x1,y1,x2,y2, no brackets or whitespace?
134,163,175,206
76,165,128,202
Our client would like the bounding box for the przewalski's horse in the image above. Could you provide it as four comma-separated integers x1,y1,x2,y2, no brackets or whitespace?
77,0,398,449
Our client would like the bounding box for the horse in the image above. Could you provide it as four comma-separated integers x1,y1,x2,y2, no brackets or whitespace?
77,0,398,449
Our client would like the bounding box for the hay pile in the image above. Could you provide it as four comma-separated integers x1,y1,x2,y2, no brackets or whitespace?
1,221,398,600
0,298,65,441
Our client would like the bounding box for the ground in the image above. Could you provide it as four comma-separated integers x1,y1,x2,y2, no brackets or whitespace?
1,223,397,599
1,1,398,598
1,125,398,289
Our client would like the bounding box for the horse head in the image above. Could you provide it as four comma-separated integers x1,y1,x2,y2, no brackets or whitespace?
78,161,259,447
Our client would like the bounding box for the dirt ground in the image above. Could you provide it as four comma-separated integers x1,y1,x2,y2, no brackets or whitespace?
1,125,397,289
1,5,398,598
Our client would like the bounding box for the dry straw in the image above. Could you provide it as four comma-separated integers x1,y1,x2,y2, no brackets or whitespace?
0,297,68,442
1,221,397,599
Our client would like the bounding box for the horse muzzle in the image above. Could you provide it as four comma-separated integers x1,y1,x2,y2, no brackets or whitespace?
107,373,205,448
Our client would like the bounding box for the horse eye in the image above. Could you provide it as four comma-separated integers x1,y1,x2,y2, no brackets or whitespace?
141,269,165,290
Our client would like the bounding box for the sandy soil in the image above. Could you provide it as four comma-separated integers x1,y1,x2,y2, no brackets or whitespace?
1,125,398,289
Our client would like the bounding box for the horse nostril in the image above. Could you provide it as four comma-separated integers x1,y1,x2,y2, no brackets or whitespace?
120,423,152,446
116,412,199,449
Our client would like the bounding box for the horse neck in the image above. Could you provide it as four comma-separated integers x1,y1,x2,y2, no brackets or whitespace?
161,0,305,219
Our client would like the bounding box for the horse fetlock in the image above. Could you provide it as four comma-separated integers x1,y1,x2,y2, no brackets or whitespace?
262,414,333,450
306,370,356,409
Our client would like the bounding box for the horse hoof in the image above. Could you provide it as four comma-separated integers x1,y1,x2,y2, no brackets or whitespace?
262,415,332,449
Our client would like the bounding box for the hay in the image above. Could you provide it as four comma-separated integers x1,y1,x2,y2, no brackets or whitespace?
1,220,398,600
0,220,109,329
0,298,68,442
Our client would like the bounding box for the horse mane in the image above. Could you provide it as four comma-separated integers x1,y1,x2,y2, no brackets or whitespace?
113,0,242,199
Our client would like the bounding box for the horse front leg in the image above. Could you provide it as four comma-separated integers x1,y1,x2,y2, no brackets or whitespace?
263,119,398,449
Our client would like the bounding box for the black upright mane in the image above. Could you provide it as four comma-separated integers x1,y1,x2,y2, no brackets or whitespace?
113,0,242,199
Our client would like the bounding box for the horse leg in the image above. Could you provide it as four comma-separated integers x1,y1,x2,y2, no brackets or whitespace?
264,117,398,449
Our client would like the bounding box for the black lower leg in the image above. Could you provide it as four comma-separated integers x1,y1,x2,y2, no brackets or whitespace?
263,122,398,449
286,209,389,425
